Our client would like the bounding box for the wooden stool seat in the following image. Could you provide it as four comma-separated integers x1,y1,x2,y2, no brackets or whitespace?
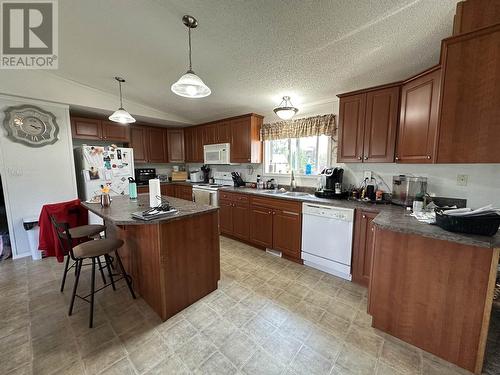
73,238,124,258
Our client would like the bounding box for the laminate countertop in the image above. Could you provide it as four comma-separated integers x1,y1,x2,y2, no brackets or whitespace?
81,194,217,226
221,187,500,249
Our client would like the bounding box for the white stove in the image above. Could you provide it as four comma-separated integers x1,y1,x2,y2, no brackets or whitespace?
192,172,233,206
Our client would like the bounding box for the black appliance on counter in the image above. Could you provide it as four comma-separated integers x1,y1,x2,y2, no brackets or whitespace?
135,168,156,186
315,167,347,199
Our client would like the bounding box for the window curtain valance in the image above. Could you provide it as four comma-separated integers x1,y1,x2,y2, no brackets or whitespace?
261,114,337,141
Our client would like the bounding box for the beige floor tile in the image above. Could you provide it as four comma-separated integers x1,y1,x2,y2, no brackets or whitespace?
108,305,146,335
294,301,326,323
380,338,422,374
376,362,406,375
243,314,278,343
220,331,257,368
279,315,314,342
82,338,127,375
196,351,238,375
317,311,351,338
31,328,76,358
327,298,357,322
334,344,377,375
159,318,198,349
353,309,372,328
5,362,32,375
223,303,256,327
239,291,270,312
76,322,118,357
206,292,238,314
290,345,333,375
118,319,159,353
176,333,217,371
184,302,219,330
336,288,363,308
0,326,30,350
145,354,191,374
303,289,334,309
0,341,31,374
242,348,285,375
274,291,302,310
306,327,344,361
261,331,302,363
201,317,238,347
100,357,135,375
32,342,81,375
345,325,384,358
258,301,290,326
128,335,171,373
224,282,252,301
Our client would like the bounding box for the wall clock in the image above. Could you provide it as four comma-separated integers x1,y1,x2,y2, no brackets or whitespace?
3,105,59,147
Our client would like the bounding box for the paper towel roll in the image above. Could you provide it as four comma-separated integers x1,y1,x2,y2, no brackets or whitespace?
149,179,162,208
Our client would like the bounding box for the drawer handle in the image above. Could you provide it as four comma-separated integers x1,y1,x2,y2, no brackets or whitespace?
282,210,299,216
362,214,366,218
364,156,368,160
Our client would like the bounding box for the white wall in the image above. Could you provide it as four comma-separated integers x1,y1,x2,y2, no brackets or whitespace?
0,95,78,258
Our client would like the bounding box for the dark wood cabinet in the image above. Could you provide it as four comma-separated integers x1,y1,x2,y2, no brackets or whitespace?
219,199,233,234
337,85,399,163
397,67,441,163
272,209,301,259
147,127,168,163
229,114,263,163
217,121,231,143
219,192,250,241
101,121,130,142
363,87,399,163
130,127,148,163
453,0,500,36
202,124,218,146
174,185,193,201
249,205,274,248
352,210,378,287
137,185,149,194
437,25,500,163
184,126,204,163
337,94,366,162
71,117,102,140
71,117,130,142
167,129,185,162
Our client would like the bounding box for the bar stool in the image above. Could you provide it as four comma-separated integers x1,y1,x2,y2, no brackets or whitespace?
58,223,106,292
51,218,136,328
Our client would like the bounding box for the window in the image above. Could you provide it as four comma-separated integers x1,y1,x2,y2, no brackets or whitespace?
264,135,330,175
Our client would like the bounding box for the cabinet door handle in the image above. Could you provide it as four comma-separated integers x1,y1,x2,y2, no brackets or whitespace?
272,211,276,215
364,156,368,160
395,156,399,161
268,211,272,214
362,214,366,218
357,156,362,160
282,210,299,216
427,155,431,160
371,227,374,232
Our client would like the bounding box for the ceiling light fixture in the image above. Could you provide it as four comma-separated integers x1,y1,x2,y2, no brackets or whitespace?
109,77,136,124
171,15,211,98
273,96,299,120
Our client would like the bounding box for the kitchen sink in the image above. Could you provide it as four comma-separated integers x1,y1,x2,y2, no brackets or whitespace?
284,192,312,197
262,190,286,195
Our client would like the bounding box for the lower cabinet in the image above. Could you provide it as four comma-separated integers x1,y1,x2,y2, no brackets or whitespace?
272,209,302,259
352,209,378,287
137,184,192,200
219,192,250,241
249,205,274,248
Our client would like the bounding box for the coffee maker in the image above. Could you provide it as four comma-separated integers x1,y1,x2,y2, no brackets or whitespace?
315,168,346,199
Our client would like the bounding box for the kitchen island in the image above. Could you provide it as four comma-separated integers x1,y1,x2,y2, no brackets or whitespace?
82,194,220,321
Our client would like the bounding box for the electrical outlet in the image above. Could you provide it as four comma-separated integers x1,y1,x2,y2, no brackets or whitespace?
363,171,372,180
457,174,468,186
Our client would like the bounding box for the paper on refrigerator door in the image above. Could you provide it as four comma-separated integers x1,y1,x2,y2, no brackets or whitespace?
149,179,162,208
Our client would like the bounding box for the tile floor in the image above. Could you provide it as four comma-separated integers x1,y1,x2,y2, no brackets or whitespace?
0,236,481,375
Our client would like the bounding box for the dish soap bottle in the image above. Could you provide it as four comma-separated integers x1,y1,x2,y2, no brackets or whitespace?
305,159,312,175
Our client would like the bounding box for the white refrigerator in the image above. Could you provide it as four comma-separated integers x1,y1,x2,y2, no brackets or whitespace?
74,145,135,224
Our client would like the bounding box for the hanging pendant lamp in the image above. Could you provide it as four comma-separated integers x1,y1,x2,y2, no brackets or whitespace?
171,15,211,98
273,96,299,120
109,77,136,124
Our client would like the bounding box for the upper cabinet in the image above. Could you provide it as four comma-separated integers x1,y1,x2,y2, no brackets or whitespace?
437,25,500,163
130,125,168,164
166,129,185,163
71,117,130,142
337,85,399,163
452,0,500,35
229,114,263,163
184,126,203,163
396,67,441,163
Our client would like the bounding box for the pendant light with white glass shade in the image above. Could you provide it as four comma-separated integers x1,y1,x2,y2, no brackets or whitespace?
171,15,211,98
273,96,299,120
109,77,136,124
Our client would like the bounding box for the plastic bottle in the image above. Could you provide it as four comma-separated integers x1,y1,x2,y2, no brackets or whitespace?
305,159,312,175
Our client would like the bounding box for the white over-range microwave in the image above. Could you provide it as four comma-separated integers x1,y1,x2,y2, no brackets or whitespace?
203,143,230,165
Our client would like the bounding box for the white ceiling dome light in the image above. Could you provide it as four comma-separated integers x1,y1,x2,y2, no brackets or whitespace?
273,96,299,120
109,77,136,124
171,15,211,99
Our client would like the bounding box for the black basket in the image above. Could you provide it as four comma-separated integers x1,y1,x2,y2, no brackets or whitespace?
435,211,500,236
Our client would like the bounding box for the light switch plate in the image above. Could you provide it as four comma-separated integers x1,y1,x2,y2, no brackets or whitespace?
364,171,372,180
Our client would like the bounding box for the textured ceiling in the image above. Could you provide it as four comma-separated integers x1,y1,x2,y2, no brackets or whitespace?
55,0,458,124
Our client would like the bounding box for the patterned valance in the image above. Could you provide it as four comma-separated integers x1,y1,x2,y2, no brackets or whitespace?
261,114,337,141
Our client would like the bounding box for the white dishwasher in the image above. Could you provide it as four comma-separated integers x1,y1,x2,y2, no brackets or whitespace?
301,203,354,280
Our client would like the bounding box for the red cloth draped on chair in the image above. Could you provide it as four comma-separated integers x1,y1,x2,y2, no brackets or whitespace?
38,199,89,262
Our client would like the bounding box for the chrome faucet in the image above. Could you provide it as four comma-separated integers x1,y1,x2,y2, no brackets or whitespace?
290,170,297,192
